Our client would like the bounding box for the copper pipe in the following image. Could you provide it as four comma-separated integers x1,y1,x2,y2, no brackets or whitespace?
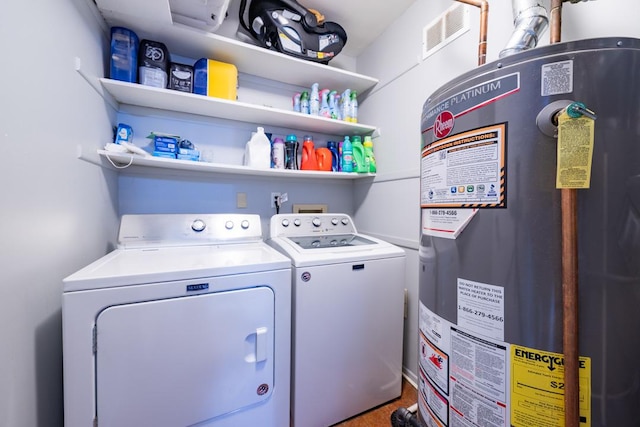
550,2,580,426
455,0,489,65
550,0,563,43
561,188,580,427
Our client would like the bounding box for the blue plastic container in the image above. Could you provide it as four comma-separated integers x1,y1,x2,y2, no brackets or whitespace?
110,27,139,82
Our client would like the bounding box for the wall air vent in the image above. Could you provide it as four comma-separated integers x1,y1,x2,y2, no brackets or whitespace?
422,3,470,60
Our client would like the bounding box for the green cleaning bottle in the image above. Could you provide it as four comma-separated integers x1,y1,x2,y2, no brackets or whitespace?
352,136,367,173
363,136,376,173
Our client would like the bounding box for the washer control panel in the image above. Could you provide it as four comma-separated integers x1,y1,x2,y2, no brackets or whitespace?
118,214,262,248
271,213,357,237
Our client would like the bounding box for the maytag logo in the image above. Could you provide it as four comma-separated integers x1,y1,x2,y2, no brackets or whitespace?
434,111,454,138
186,283,209,292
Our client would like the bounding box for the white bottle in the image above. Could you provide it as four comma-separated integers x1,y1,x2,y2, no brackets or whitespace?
272,137,285,169
341,89,351,122
309,83,320,115
244,127,272,169
349,90,358,123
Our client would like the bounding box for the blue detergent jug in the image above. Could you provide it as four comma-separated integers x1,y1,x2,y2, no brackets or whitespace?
327,141,339,172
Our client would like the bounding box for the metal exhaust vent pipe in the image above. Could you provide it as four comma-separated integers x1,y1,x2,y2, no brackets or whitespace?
499,0,549,58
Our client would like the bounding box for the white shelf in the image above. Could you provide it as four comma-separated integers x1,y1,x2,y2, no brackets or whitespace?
92,0,379,182
98,150,375,180
101,79,377,135
95,0,378,94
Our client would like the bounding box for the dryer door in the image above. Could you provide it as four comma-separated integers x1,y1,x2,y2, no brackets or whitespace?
95,286,275,427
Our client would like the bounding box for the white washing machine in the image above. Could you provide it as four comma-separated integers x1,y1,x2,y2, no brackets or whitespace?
62,214,291,427
267,213,406,427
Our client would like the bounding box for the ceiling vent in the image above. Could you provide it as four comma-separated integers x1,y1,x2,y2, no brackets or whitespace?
422,3,470,60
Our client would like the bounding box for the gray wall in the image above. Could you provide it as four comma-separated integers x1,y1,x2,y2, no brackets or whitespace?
2,0,639,426
0,1,118,426
354,0,640,384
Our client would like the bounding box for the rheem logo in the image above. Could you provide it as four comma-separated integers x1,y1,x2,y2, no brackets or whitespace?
434,111,454,138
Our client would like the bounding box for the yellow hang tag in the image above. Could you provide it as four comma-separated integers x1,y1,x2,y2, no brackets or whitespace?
556,110,595,189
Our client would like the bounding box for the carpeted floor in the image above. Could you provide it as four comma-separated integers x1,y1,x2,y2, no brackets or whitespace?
332,379,418,427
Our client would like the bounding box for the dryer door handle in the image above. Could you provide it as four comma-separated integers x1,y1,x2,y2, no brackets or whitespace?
256,327,268,362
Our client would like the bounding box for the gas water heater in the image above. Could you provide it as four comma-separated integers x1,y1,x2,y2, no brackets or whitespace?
419,38,640,426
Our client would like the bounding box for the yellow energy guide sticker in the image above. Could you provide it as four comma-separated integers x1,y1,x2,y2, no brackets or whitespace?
511,345,591,426
556,110,595,189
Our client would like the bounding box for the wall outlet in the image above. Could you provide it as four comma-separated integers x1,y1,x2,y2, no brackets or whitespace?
236,192,247,209
271,192,281,208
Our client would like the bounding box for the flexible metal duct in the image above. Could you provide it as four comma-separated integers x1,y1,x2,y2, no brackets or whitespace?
499,0,549,58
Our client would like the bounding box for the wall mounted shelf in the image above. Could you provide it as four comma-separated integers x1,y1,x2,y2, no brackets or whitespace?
98,150,375,180
95,0,378,94
101,79,377,135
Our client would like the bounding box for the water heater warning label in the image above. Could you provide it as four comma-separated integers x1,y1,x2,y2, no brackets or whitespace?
511,345,591,426
421,123,507,208
541,60,573,96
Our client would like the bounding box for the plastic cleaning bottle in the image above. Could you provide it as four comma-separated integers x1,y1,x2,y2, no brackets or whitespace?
329,91,339,119
300,91,310,114
363,136,376,173
341,136,353,172
300,135,318,170
319,89,331,118
272,137,285,169
352,135,367,173
341,89,351,122
292,93,301,112
244,127,271,169
285,134,299,170
327,141,339,171
309,83,320,115
316,147,332,171
349,90,359,123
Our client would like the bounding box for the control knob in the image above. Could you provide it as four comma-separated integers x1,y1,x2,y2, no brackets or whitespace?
191,219,206,232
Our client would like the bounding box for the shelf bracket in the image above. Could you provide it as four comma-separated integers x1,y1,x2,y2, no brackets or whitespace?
74,56,119,111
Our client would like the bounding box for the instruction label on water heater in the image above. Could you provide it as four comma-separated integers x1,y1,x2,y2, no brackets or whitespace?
421,123,507,208
422,208,478,239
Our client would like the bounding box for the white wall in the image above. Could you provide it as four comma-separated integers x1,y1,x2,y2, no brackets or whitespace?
355,0,640,384
0,1,117,426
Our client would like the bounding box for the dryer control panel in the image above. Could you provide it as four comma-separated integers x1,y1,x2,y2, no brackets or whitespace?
270,213,357,238
118,214,263,248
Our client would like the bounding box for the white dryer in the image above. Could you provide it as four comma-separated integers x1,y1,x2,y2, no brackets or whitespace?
62,214,291,427
267,213,406,427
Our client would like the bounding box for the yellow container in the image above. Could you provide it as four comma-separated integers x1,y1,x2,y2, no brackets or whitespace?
193,58,238,100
